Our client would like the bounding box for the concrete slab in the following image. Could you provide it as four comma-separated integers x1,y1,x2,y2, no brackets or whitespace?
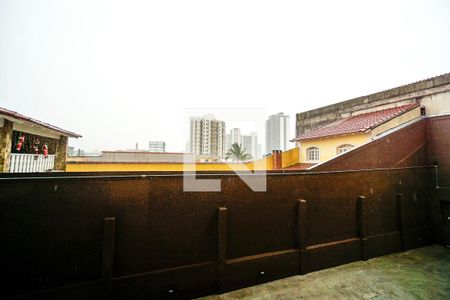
199,245,450,299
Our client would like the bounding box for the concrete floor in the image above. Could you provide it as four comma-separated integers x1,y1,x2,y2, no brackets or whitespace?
200,245,450,299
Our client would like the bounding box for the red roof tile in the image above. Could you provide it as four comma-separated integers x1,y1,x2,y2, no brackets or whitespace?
0,107,81,138
294,103,419,141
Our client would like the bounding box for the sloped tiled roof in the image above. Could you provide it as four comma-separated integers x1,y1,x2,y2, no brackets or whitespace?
294,103,419,141
0,107,81,138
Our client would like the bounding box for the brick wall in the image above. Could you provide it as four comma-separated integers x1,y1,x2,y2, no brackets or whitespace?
427,115,450,188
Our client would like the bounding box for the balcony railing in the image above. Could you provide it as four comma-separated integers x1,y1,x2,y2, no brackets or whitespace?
8,153,56,173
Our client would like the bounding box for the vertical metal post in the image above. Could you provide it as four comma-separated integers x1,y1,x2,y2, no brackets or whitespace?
217,207,227,292
357,196,368,261
434,163,439,189
102,217,116,300
297,199,307,274
396,193,406,251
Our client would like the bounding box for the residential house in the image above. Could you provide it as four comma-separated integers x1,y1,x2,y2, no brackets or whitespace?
0,107,81,172
293,103,420,164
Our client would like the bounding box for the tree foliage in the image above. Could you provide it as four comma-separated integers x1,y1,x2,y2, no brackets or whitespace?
225,143,253,161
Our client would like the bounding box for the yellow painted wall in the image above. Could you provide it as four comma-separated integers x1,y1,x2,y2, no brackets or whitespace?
299,133,369,163
297,108,421,164
64,148,305,172
66,155,274,172
281,147,300,168
370,107,421,137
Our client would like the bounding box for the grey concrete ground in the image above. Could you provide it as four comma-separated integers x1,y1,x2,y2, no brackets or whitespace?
200,245,450,299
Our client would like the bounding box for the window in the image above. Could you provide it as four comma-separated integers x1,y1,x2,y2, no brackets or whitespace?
337,144,354,155
420,107,426,116
306,147,319,161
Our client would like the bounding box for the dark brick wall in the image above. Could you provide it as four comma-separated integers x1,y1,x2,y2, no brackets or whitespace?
427,115,450,245
0,167,434,298
427,115,450,188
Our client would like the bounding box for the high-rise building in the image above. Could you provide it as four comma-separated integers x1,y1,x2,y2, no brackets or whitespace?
242,132,259,159
225,129,260,159
229,128,241,146
265,112,290,154
190,114,225,160
224,128,241,153
224,134,230,154
257,144,262,159
149,141,166,152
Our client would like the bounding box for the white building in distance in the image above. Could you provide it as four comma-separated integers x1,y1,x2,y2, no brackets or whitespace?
224,128,260,159
224,128,241,152
190,114,225,160
265,112,290,154
149,141,166,152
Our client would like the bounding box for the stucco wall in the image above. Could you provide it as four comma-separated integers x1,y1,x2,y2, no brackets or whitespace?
420,90,450,116
370,107,421,137
66,155,274,172
281,147,300,168
89,151,187,163
299,133,369,163
12,122,61,139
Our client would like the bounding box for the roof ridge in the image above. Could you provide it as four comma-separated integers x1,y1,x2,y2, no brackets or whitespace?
297,72,450,116
348,102,418,119
0,106,81,138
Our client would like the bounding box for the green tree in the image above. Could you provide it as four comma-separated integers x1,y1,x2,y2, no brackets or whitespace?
225,143,253,161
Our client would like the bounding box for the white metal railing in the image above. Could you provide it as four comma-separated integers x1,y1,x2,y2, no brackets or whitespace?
8,154,56,173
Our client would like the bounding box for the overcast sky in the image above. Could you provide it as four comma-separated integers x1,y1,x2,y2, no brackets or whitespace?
1,0,449,152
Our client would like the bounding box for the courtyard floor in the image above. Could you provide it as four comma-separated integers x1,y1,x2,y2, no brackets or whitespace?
199,245,450,299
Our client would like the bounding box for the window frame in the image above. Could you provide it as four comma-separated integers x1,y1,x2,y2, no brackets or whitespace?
306,147,320,162
337,144,355,155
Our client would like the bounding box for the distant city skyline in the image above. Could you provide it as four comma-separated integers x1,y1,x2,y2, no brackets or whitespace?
1,1,449,152
224,128,261,159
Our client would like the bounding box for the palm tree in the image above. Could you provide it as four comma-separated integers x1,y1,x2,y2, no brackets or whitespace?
225,143,253,161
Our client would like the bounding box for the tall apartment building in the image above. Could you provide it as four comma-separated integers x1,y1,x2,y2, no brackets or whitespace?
190,114,225,160
242,132,259,159
265,112,290,154
149,141,166,152
224,128,260,159
224,128,241,152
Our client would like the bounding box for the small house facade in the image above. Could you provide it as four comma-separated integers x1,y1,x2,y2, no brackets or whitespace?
0,107,81,173
293,103,421,165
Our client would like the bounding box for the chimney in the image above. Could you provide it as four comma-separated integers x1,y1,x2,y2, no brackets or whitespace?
272,150,282,170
